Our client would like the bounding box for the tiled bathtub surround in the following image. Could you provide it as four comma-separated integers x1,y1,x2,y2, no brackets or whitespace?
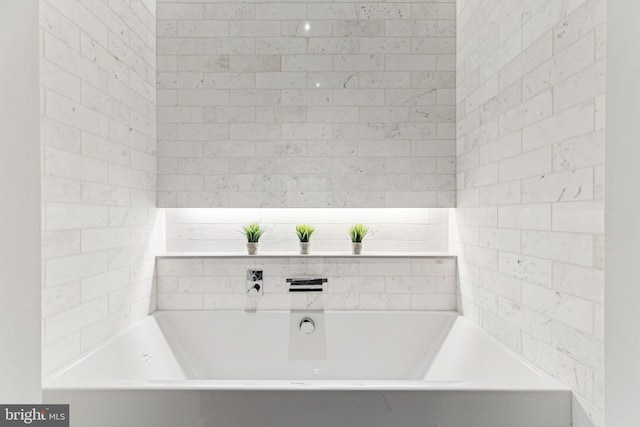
166,208,450,253
453,0,605,426
156,0,457,208
156,256,457,311
40,0,163,374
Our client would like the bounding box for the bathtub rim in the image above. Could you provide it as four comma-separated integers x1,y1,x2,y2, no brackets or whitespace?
42,310,570,393
43,377,569,392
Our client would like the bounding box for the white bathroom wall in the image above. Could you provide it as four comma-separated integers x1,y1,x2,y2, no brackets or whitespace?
605,1,640,425
40,0,163,375
165,208,450,253
162,208,453,311
156,0,457,208
0,0,42,403
156,256,457,311
453,0,604,426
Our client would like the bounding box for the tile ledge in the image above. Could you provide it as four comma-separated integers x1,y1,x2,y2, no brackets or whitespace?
157,252,456,259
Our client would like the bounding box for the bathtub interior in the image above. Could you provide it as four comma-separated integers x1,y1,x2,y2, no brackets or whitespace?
44,313,187,383
154,310,457,381
43,310,565,390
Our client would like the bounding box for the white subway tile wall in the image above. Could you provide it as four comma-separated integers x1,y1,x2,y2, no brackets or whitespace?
156,256,457,311
165,208,450,253
40,0,164,375
156,0,456,208
453,0,604,426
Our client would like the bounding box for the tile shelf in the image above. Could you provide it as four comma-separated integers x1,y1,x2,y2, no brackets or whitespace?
157,252,456,259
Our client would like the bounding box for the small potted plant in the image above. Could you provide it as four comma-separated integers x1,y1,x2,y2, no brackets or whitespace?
295,224,315,255
242,223,265,255
349,224,368,255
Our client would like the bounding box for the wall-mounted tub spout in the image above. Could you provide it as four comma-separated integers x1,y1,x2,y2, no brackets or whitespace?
287,277,327,293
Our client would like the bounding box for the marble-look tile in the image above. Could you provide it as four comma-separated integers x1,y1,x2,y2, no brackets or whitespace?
80,268,131,302
482,310,522,353
45,297,109,344
42,333,82,377
42,282,82,318
551,320,603,374
522,282,594,334
522,230,593,267
553,130,604,172
157,254,457,312
411,294,456,310
498,252,552,288
522,334,593,399
157,0,456,208
158,293,204,310
453,2,604,423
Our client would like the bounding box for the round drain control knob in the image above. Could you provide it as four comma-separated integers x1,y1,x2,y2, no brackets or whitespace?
300,317,315,334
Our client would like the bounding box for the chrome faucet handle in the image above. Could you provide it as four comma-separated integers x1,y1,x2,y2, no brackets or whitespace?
247,283,261,296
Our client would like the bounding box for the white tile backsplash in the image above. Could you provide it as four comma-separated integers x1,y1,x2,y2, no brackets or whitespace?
40,0,163,375
156,256,457,311
165,208,450,254
454,0,605,425
157,0,456,208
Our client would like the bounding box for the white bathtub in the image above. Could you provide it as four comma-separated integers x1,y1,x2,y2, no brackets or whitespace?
44,311,570,427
